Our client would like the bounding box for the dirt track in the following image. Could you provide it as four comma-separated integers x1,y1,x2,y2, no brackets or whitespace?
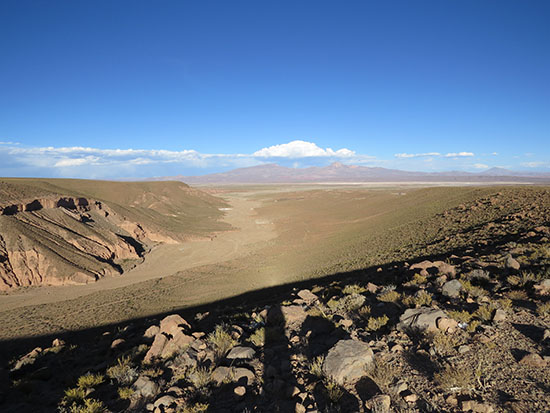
0,194,276,311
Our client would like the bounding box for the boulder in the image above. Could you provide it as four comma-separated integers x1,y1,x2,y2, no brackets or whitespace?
519,352,546,367
144,334,168,363
369,394,391,413
153,395,176,408
144,325,160,338
211,366,255,385
159,314,191,337
397,307,448,333
461,400,494,413
442,279,463,298
322,339,374,385
534,279,550,295
133,376,159,399
492,309,506,322
297,289,319,304
226,346,256,360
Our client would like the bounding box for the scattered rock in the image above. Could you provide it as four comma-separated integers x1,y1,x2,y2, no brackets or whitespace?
153,395,175,408
397,307,448,333
369,394,391,413
461,400,494,412
436,316,458,333
133,376,159,399
159,314,191,336
442,279,463,298
52,338,65,347
234,386,246,397
111,338,125,349
297,289,318,304
211,366,255,385
492,308,506,322
518,352,547,367
226,346,255,360
506,255,520,270
534,279,550,295
322,339,374,385
144,333,168,363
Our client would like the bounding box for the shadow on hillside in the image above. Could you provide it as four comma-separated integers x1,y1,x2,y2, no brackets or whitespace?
0,225,546,412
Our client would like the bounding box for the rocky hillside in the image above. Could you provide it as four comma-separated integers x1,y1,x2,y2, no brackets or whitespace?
2,189,549,412
0,179,228,290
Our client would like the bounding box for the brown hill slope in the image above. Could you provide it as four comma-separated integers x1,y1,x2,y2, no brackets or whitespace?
0,179,229,290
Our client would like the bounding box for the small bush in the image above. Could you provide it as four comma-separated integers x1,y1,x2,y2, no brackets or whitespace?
434,364,474,391
63,387,86,404
377,290,401,303
411,273,428,285
249,327,265,347
207,324,237,360
366,315,389,332
460,280,486,298
309,355,325,379
506,290,528,300
107,356,138,385
117,386,134,400
188,366,213,389
77,374,104,390
180,403,209,413
447,310,473,323
473,305,494,322
537,301,550,317
403,290,433,307
357,305,371,319
366,361,399,391
497,298,513,310
323,378,344,403
466,320,481,333
432,332,459,355
343,284,367,294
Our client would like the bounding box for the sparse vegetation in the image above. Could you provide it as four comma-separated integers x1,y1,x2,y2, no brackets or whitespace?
366,315,389,332
207,324,236,360
77,374,104,390
434,364,474,392
309,355,325,378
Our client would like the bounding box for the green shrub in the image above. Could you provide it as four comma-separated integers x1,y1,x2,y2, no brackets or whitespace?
366,315,389,332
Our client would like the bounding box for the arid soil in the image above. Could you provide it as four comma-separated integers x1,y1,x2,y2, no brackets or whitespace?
1,185,549,413
0,195,275,312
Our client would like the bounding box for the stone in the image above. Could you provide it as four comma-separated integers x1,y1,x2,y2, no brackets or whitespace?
133,376,159,399
144,325,160,338
211,366,255,385
492,309,506,322
442,279,463,298
534,279,550,295
279,305,308,329
144,333,168,363
390,380,408,394
369,394,391,413
160,331,194,359
295,403,307,413
297,289,319,304
506,255,520,270
234,386,246,397
226,346,256,360
397,307,448,333
461,400,494,412
458,345,471,354
52,338,65,347
159,314,191,337
518,352,546,367
154,395,175,408
403,392,418,403
436,317,458,333
111,338,125,349
322,339,374,385
366,282,378,293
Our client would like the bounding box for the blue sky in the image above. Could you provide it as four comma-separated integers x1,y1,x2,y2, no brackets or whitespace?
1,0,549,178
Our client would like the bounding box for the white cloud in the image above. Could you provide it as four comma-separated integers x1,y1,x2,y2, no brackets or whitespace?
473,163,489,169
444,152,474,158
521,161,548,168
491,152,498,156
54,158,95,167
395,151,474,159
394,152,440,158
253,140,355,158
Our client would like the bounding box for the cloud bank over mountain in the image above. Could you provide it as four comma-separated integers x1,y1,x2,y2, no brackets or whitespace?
0,139,546,179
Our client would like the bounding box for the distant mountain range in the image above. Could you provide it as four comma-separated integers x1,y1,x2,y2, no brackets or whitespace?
148,162,550,184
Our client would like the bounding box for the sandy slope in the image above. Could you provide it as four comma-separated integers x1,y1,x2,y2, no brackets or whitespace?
0,194,276,311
